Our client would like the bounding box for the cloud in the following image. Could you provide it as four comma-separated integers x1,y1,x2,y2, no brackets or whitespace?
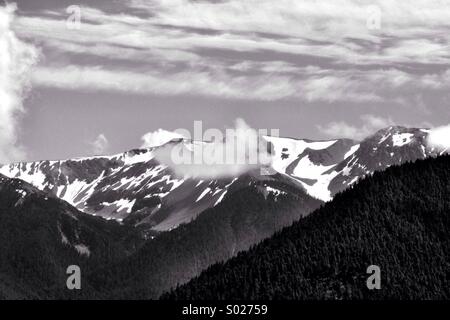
427,124,450,151
13,0,450,105
147,118,272,178
91,133,109,154
141,129,185,148
0,4,39,164
127,0,450,64
318,114,394,140
18,1,450,67
31,64,396,102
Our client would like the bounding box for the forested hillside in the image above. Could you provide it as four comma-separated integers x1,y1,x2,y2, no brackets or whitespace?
0,175,137,299
88,176,321,299
164,155,450,300
0,171,321,299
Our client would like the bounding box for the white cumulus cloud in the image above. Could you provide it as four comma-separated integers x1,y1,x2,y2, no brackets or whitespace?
427,124,450,151
0,3,39,164
146,119,273,179
141,129,185,148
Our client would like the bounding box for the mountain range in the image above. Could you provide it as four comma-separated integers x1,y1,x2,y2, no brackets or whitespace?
0,126,444,231
164,154,450,300
0,125,447,299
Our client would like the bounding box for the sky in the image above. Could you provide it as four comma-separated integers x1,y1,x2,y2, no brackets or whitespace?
1,0,450,162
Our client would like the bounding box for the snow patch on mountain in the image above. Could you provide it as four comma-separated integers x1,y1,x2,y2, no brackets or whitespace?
102,199,136,214
214,190,228,206
264,136,337,174
196,187,212,202
392,133,414,147
1,163,47,190
292,156,336,179
0,126,441,231
299,171,338,202
123,150,155,165
344,144,360,159
266,186,287,196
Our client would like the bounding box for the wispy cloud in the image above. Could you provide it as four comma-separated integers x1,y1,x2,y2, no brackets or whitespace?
11,0,450,104
318,114,395,140
30,64,386,102
91,133,109,155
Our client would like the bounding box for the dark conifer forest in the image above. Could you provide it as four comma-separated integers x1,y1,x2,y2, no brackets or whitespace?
0,173,320,299
0,175,137,299
1,155,448,299
163,155,450,300
87,176,321,299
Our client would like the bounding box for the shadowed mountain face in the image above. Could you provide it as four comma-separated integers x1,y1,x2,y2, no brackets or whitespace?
86,175,322,299
163,155,450,300
0,126,447,299
0,172,321,299
0,174,136,299
0,127,443,234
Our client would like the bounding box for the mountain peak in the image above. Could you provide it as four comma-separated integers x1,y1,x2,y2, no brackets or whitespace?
374,125,432,137
0,126,441,228
365,126,430,147
373,125,417,136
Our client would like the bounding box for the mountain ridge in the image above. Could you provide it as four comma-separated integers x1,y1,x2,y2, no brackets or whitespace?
163,154,450,300
0,126,445,233
0,127,447,299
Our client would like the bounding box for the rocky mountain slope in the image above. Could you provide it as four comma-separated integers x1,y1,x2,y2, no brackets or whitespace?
0,126,444,233
163,155,450,300
268,126,444,201
0,125,447,299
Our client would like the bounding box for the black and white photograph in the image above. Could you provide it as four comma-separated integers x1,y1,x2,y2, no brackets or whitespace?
0,0,449,313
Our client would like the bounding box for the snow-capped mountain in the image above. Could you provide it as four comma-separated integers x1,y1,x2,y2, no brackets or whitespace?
0,126,444,231
268,126,444,201
265,135,356,201
326,127,440,196
0,143,238,232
